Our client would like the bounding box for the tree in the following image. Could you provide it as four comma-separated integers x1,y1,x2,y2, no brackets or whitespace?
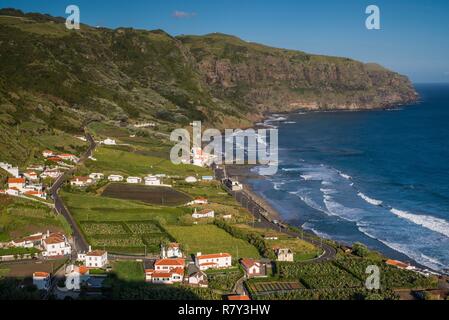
352,242,370,258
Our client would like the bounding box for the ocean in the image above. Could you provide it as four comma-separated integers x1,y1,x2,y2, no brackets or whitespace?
247,83,449,271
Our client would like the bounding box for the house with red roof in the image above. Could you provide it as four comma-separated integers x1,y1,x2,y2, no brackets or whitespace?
145,267,184,284
192,208,215,219
195,252,232,271
240,258,267,278
154,258,185,271
161,243,183,258
7,177,25,191
42,232,71,257
33,272,51,291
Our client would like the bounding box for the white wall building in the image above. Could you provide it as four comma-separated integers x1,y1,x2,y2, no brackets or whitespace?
161,243,183,258
42,233,72,257
108,174,124,182
81,249,108,268
102,138,116,145
195,253,232,271
33,272,51,291
70,176,93,187
126,176,142,184
89,173,104,180
144,176,161,186
192,209,215,219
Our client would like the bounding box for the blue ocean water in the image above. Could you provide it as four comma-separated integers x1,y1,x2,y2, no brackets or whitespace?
248,83,449,271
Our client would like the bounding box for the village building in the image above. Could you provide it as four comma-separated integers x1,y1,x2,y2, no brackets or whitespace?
89,173,104,180
7,178,26,191
108,174,124,182
161,243,183,258
225,178,244,191
187,270,208,287
185,176,197,183
144,176,161,186
0,162,19,177
24,190,47,199
78,249,109,269
46,156,62,163
191,197,208,205
145,268,184,284
5,188,20,196
227,295,251,301
42,232,72,257
154,258,185,271
12,233,44,248
240,258,267,278
101,138,116,145
23,171,39,181
42,150,56,158
33,272,51,291
70,176,93,187
126,176,142,184
58,154,78,163
65,265,89,291
195,252,232,271
385,259,415,270
192,208,215,219
275,248,294,262
40,169,62,179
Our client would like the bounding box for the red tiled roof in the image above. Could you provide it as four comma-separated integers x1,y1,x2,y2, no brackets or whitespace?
197,253,231,260
33,272,50,278
155,258,185,267
44,233,65,245
228,295,250,301
240,258,260,269
72,176,90,182
8,178,25,184
79,266,89,275
86,250,106,257
386,259,409,269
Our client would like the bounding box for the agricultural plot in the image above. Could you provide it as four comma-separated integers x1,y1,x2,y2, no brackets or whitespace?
85,147,211,177
277,261,363,289
165,224,260,259
207,268,243,292
247,281,304,295
79,220,173,255
102,183,191,206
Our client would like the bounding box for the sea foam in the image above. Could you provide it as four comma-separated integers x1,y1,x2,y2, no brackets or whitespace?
390,208,449,239
357,192,383,206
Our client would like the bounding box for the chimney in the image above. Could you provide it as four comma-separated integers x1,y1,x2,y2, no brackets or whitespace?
196,252,202,257
88,245,92,252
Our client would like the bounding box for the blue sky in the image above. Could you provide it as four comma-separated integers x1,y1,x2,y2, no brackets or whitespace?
2,0,449,82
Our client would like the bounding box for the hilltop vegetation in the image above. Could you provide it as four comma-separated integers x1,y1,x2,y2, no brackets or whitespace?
0,8,417,165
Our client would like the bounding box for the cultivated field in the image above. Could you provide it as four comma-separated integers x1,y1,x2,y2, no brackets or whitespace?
102,183,191,206
165,224,260,259
247,281,304,295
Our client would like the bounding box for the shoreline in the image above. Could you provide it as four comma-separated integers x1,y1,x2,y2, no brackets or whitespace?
226,106,441,273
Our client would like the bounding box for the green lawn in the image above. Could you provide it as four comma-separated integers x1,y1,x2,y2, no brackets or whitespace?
85,147,212,177
112,261,144,282
165,224,260,259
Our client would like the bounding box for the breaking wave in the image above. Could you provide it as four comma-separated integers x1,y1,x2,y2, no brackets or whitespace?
390,208,449,239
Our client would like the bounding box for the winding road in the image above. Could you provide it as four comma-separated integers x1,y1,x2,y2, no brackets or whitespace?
50,130,95,254
214,165,336,263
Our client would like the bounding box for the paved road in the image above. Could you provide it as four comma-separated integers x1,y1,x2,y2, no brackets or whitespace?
50,130,96,253
214,165,336,263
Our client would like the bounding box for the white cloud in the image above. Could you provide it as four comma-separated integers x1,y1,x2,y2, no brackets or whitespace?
172,11,196,19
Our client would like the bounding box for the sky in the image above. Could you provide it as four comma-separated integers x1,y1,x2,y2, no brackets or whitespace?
2,0,449,83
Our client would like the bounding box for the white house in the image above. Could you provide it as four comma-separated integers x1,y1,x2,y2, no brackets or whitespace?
42,150,56,158
240,259,266,278
89,173,104,180
192,208,215,219
161,243,183,258
275,248,294,262
189,197,208,205
70,176,93,187
191,147,211,167
108,174,124,182
188,270,208,288
12,233,44,248
23,171,39,181
33,272,51,291
195,253,232,271
102,138,116,145
185,176,197,183
58,154,79,163
7,178,26,191
24,190,47,199
40,169,62,179
144,176,161,186
0,162,19,177
127,176,142,184
42,232,72,257
154,258,185,272
81,249,108,269
6,188,20,196
145,268,184,284
225,178,243,191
